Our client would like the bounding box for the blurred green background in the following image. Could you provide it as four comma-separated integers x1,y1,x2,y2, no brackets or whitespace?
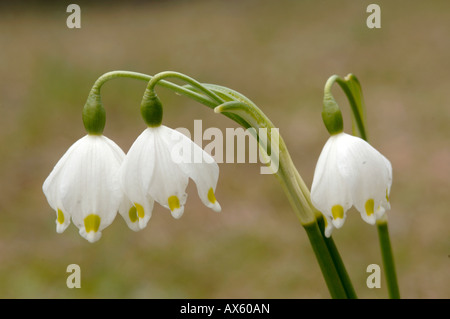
0,0,449,299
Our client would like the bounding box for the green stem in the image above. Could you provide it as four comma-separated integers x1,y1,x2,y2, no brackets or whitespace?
157,74,357,298
88,70,251,129
377,218,400,299
325,75,367,140
144,71,225,105
280,165,353,298
214,90,353,298
90,70,218,108
292,160,356,298
303,220,348,299
316,215,357,299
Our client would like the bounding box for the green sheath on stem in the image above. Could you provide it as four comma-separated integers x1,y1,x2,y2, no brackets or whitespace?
141,89,163,127
82,89,105,135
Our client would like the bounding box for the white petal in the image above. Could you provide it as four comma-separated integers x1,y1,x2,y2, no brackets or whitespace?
54,207,70,233
43,135,126,241
340,134,392,224
79,227,102,243
147,126,189,217
382,155,393,212
43,136,85,231
117,197,141,232
163,126,221,212
311,133,352,227
170,204,185,219
120,127,189,219
68,136,122,228
323,215,335,238
119,128,156,228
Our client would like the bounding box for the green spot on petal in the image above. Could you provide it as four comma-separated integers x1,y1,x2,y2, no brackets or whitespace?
168,195,180,211
365,199,375,216
84,214,101,233
134,203,145,218
207,188,216,204
331,205,344,220
57,208,65,224
128,206,138,223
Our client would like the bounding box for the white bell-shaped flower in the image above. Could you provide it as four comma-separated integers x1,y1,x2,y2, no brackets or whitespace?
311,132,392,237
120,125,221,230
43,135,132,243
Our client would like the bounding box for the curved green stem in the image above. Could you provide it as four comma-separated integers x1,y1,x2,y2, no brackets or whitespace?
213,91,354,298
89,70,218,107
144,71,225,105
326,74,399,299
324,74,367,140
87,70,251,138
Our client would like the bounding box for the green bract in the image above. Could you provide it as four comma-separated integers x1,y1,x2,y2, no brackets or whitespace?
322,94,344,135
82,90,106,135
141,90,163,127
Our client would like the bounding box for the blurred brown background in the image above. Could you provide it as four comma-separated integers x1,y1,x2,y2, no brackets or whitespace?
0,0,449,298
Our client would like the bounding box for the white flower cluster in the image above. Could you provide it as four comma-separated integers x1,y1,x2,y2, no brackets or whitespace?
43,126,221,243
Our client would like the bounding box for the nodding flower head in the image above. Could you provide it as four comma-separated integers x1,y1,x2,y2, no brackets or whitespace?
119,125,221,230
42,135,131,243
311,132,392,237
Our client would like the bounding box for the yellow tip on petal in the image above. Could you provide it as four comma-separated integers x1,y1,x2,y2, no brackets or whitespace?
168,195,180,211
134,203,145,219
386,189,390,203
84,214,101,233
128,206,138,223
365,199,375,217
331,205,344,220
57,208,65,224
207,188,216,204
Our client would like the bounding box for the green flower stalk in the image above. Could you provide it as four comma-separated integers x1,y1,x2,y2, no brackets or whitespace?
315,74,400,299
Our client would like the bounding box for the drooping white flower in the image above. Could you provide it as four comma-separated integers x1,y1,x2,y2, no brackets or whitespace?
43,135,132,243
120,125,221,230
311,132,392,237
